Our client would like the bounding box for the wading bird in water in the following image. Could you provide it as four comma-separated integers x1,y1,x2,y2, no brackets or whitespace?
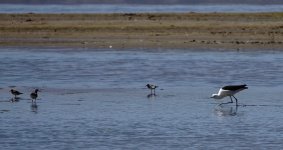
211,84,248,106
10,89,23,98
146,84,158,95
30,89,39,102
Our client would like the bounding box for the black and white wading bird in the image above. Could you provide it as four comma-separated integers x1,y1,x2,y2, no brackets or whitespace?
146,84,158,95
30,89,39,102
10,89,23,98
211,84,248,106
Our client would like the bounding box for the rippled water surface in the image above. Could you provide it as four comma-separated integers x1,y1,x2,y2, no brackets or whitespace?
0,48,283,149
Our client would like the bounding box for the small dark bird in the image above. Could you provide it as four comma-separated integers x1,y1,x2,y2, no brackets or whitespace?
211,84,248,106
146,84,158,94
30,89,39,101
10,89,23,98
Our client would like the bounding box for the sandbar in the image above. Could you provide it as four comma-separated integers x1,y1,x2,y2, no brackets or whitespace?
0,13,282,50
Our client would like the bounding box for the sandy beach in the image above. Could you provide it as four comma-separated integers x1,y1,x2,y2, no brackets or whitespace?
0,13,282,49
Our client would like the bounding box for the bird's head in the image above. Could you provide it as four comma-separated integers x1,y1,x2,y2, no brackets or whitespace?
35,89,39,93
210,94,220,99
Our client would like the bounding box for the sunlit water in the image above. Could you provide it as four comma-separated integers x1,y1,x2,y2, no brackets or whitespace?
1,48,283,149
0,4,283,13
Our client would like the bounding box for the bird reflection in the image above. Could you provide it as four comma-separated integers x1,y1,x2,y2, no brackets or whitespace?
214,105,238,117
10,97,20,103
31,101,38,113
147,93,157,99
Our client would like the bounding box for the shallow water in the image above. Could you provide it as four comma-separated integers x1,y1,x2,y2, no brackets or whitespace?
0,4,283,13
1,48,283,149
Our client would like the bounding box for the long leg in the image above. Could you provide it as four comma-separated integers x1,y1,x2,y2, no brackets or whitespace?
219,96,233,106
232,95,238,106
229,96,234,103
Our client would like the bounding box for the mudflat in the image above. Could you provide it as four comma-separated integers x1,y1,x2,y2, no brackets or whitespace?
0,13,282,50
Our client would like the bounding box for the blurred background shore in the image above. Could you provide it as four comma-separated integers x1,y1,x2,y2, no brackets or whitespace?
0,12,282,50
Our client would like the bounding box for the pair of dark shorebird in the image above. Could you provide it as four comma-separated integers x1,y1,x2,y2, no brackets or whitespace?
10,89,39,101
146,83,248,106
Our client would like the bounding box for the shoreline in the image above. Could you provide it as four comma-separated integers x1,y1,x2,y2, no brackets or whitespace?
0,12,282,50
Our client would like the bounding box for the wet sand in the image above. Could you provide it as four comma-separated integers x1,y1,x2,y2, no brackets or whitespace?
0,13,282,50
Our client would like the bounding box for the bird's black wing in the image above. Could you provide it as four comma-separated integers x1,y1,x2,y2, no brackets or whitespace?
222,84,247,91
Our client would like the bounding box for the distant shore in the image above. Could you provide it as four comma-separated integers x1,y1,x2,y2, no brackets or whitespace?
0,12,282,50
